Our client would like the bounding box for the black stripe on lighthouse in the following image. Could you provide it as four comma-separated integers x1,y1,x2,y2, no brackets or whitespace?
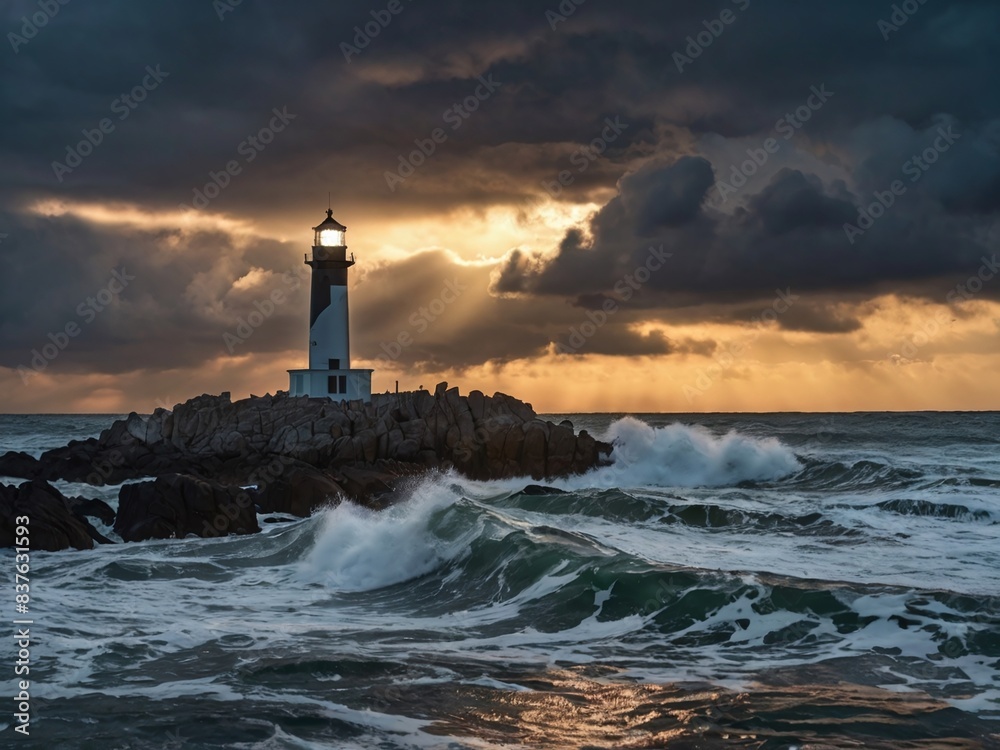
309,267,349,327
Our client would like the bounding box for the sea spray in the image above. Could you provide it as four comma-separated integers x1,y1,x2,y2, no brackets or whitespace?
578,417,802,488
298,481,468,592
6,412,1000,748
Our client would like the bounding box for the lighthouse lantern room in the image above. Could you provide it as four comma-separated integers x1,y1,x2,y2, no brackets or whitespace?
288,209,373,402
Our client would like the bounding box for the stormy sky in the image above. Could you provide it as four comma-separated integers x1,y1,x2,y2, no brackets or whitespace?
1,0,999,412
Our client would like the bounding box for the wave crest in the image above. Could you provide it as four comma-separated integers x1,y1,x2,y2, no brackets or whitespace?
298,483,464,592
583,417,802,488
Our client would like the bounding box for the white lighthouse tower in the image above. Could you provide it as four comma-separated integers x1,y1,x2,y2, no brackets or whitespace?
287,209,373,402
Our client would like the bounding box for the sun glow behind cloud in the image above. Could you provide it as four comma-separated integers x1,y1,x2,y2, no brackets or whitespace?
360,200,603,264
8,188,1000,413
5,183,998,413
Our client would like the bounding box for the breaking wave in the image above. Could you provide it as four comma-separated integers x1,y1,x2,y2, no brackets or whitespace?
581,417,802,488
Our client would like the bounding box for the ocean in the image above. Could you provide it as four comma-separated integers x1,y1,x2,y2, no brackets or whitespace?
2,412,999,749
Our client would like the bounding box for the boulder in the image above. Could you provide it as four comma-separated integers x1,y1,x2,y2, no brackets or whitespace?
0,481,111,551
546,424,578,477
467,390,486,421
255,462,344,518
572,430,603,474
518,485,568,496
0,451,40,480
522,422,549,479
501,424,527,476
67,496,116,526
336,466,397,509
115,474,260,542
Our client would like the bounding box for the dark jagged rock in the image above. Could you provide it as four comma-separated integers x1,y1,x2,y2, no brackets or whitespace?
0,480,112,551
114,474,260,543
335,466,400,510
15,384,613,549
0,451,41,480
67,496,116,526
26,384,612,488
254,461,345,518
518,485,569,496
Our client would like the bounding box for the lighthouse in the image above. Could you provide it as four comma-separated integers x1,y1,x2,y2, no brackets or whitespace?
287,209,373,402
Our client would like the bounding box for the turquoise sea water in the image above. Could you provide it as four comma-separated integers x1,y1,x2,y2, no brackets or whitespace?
1,412,999,748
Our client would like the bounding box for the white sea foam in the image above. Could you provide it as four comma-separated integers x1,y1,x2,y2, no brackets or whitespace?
579,417,802,489
6,412,1000,742
298,481,466,592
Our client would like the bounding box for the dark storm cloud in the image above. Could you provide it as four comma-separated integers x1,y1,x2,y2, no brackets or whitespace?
0,209,706,380
771,304,863,335
352,250,707,370
748,170,857,236
5,0,998,216
496,144,1000,312
554,329,718,358
619,157,715,234
0,208,312,375
2,0,1000,380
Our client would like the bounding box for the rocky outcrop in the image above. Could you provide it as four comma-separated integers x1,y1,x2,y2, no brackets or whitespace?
1,384,612,492
254,461,345,518
71,496,116,527
0,481,113,551
114,474,260,543
0,384,613,550
253,461,416,518
0,451,41,480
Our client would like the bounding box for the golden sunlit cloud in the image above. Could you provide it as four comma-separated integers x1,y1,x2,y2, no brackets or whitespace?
28,198,264,243
363,200,603,265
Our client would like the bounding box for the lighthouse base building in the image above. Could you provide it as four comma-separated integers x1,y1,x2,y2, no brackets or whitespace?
288,209,373,402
